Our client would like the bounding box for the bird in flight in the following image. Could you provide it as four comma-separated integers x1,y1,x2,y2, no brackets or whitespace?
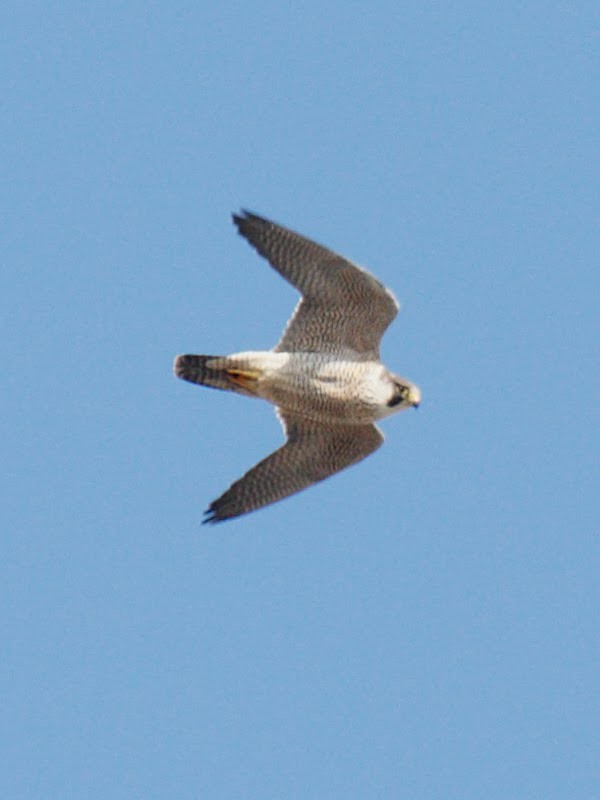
174,211,420,523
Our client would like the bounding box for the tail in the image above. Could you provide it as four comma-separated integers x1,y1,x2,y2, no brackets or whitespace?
173,354,259,396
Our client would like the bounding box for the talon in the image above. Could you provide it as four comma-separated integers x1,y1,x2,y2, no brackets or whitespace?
226,368,261,390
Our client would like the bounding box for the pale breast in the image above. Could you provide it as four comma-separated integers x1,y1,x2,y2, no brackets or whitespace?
260,352,387,424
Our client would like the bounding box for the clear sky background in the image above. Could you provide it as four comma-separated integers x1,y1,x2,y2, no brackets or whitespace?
3,2,599,798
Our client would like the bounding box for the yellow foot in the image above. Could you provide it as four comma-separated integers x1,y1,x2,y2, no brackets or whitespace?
226,368,261,392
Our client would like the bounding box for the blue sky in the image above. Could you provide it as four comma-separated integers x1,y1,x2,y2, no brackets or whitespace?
3,2,599,798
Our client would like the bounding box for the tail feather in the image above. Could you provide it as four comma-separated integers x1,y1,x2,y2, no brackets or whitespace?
174,354,233,391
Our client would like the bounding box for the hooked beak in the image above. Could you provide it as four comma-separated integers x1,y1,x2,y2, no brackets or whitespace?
408,385,421,408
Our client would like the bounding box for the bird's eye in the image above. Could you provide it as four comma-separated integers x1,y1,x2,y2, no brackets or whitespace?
388,385,407,407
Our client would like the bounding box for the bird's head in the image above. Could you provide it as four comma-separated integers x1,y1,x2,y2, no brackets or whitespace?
386,376,421,412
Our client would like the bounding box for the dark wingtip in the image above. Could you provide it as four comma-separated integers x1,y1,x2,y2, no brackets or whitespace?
232,210,247,237
202,506,218,525
202,498,246,524
232,209,268,232
202,504,229,525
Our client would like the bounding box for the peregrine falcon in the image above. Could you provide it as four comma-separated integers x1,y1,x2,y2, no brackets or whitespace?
174,211,421,523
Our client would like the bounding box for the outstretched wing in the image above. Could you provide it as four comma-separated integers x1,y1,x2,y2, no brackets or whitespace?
204,412,383,523
233,210,399,360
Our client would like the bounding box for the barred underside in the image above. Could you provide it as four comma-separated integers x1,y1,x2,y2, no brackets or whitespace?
204,413,383,523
